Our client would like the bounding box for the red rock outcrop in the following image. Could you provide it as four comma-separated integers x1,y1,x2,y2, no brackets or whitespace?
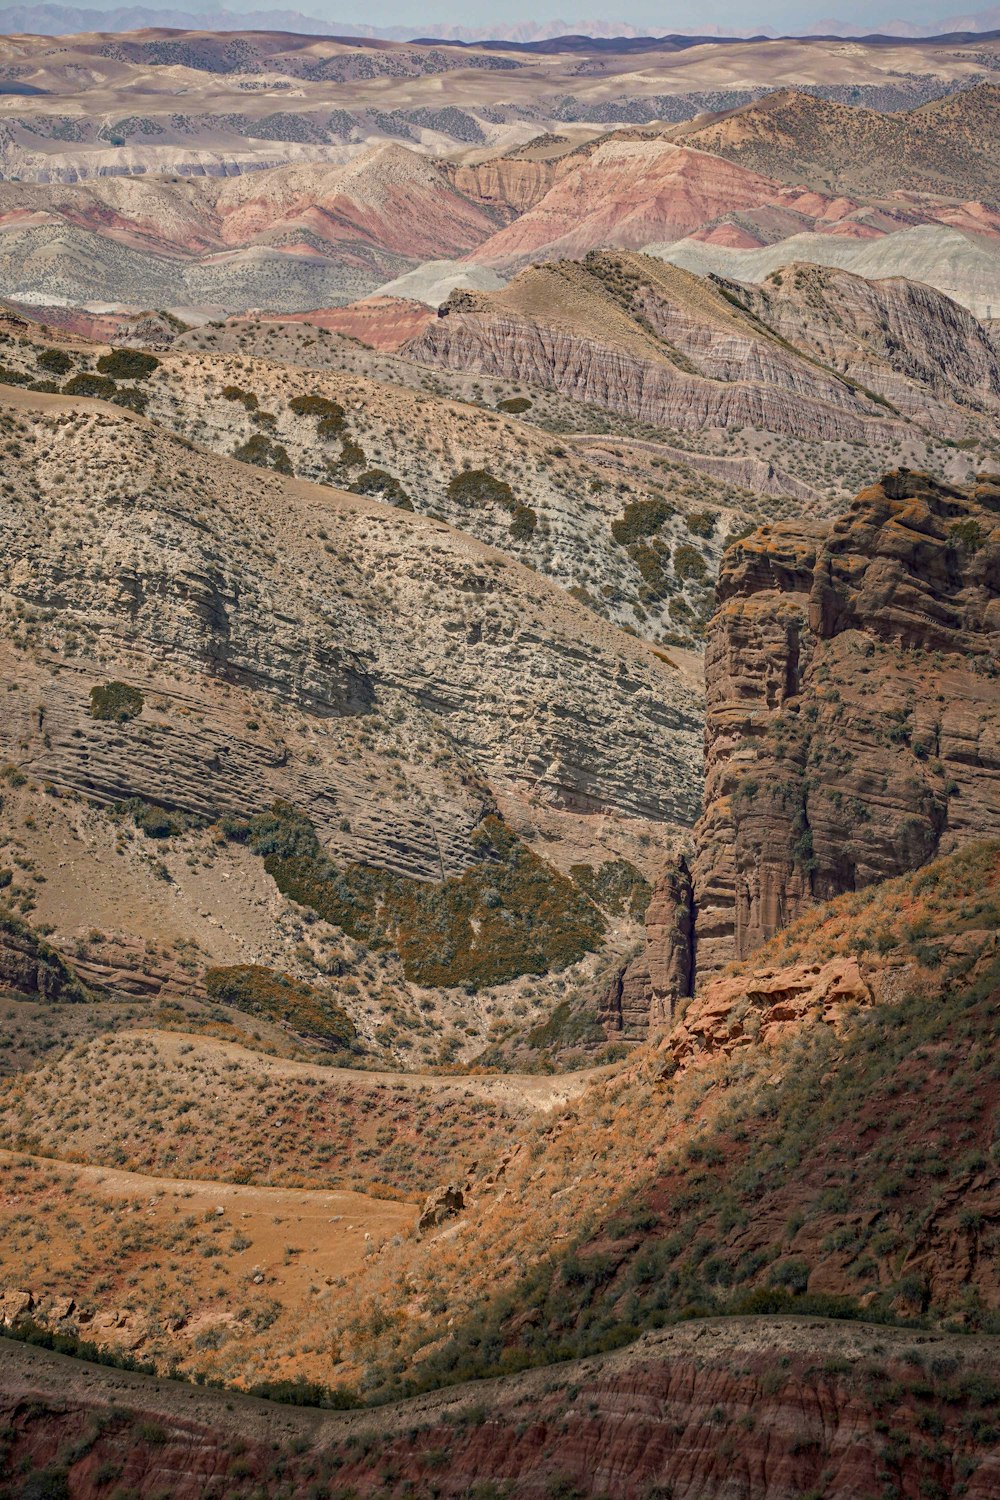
444,154,566,219
275,295,435,349
0,916,91,1003
692,468,1000,975
465,137,855,268
598,857,693,1039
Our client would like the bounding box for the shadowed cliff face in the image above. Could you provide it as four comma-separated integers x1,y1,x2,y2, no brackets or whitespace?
692,469,1000,976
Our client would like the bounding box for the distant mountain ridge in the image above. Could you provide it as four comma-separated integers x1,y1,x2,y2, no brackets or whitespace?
2,3,1000,42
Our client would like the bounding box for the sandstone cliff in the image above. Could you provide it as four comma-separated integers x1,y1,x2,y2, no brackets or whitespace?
693,468,1000,976
601,468,1000,1035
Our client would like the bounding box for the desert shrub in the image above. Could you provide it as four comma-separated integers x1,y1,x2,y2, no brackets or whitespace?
526,1000,605,1052
222,385,258,410
0,363,31,387
673,543,710,582
3,1316,156,1375
631,541,670,597
36,348,74,376
96,349,160,380
63,372,117,400
114,797,200,839
234,434,292,473
569,858,651,918
685,509,718,538
247,1376,360,1410
289,393,345,428
948,518,984,553
332,436,366,470
509,504,537,539
348,469,413,508
89,681,144,722
111,385,149,415
204,963,357,1050
19,1466,70,1500
447,469,515,510
497,396,532,414
611,498,674,545
769,1257,811,1294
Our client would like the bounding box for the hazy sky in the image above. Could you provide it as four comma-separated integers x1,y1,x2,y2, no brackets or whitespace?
348,0,962,32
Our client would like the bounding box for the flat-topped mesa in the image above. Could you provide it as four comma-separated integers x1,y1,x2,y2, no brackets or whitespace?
691,468,1000,978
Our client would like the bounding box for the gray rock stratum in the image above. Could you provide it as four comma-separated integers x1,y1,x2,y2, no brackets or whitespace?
0,388,703,887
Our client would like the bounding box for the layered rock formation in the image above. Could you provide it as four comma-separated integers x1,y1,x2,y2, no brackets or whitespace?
693,468,1000,976
4,1319,1000,1500
0,147,500,312
0,389,702,887
602,468,1000,1037
406,253,997,448
672,83,1000,201
0,913,91,1003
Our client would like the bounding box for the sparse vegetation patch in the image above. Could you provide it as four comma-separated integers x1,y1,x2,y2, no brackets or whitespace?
89,681,144,723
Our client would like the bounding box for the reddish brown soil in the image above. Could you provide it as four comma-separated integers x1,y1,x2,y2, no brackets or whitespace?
2,1317,999,1498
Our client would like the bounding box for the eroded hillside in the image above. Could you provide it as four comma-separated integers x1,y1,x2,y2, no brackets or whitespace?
0,383,706,1064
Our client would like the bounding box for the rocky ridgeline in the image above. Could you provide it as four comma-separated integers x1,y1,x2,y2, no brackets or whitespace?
736,264,1000,430
406,254,1000,453
3,1319,999,1500
606,469,1000,1037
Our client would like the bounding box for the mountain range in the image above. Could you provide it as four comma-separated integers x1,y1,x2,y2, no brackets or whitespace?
4,4,1000,39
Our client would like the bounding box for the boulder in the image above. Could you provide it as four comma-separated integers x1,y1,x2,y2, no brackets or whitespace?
418,1182,465,1233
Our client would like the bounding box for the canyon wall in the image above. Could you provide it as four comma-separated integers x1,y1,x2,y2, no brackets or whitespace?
693,468,1000,975
609,469,1000,1032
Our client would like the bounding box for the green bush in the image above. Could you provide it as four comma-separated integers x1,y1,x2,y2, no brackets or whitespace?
111,385,149,415
673,543,710,582
611,498,674,545
685,509,718,538
89,681,144,722
222,385,258,410
569,858,650,918
234,434,292,473
348,469,413,508
509,504,537,540
96,349,160,380
631,541,670,598
114,797,199,839
234,804,604,990
63,372,117,401
247,1376,360,1409
36,348,74,376
447,469,515,510
497,396,532,414
289,393,345,429
204,963,357,1050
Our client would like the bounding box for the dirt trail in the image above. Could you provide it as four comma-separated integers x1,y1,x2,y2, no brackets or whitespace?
134,1028,611,1112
